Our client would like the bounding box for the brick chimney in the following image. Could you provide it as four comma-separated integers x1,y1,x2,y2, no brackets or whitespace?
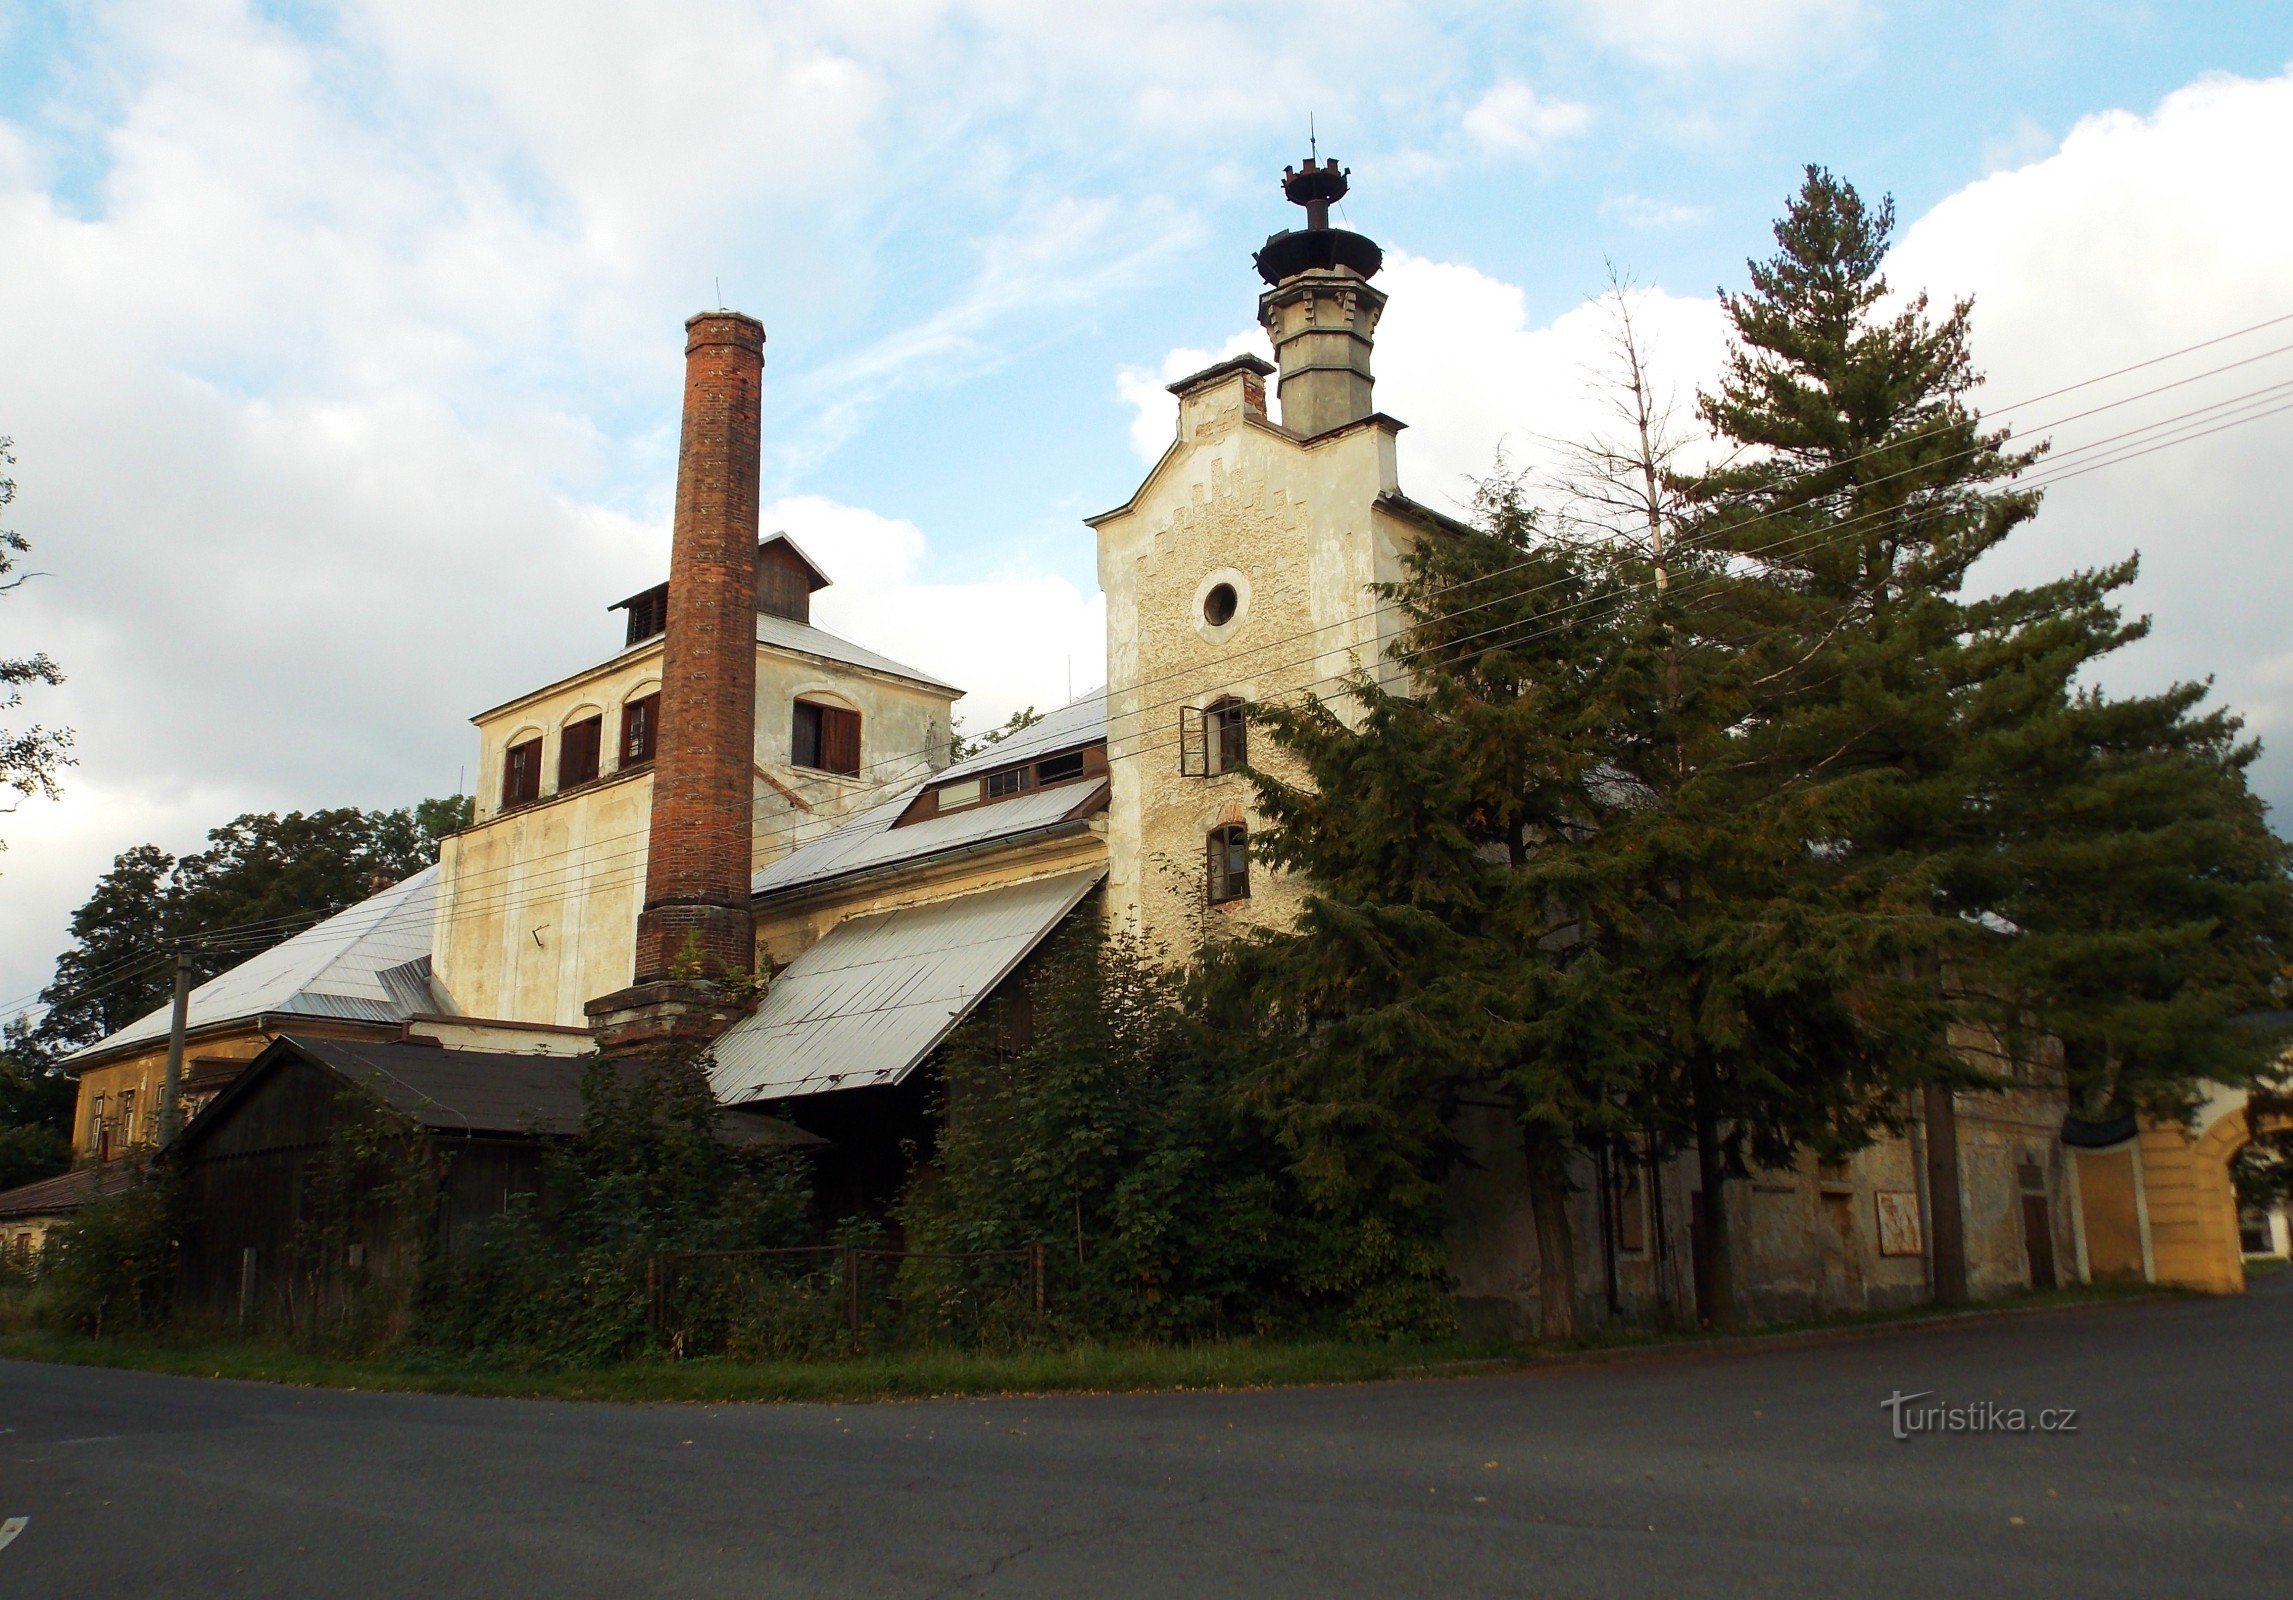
589,310,764,1055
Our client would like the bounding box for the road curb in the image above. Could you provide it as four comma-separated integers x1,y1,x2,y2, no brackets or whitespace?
1396,1290,2178,1381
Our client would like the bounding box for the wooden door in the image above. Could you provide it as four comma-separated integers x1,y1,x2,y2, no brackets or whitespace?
2022,1194,2058,1290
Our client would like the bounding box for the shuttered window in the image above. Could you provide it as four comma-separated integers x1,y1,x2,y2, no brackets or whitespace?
793,700,862,776
502,737,543,810
620,694,659,768
558,715,603,789
1206,823,1251,903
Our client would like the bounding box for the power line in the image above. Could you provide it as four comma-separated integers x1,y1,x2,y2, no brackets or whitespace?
17,319,2293,1028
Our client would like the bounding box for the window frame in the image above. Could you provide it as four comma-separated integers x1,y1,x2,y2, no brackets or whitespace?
1205,697,1247,776
558,714,604,790
792,698,862,777
1206,822,1251,904
501,736,544,810
619,693,660,769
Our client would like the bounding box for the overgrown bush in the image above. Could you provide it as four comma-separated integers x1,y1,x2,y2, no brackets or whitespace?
38,1170,177,1337
902,918,1455,1342
415,1047,811,1367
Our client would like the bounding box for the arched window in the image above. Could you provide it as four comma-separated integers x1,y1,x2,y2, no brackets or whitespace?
501,735,543,810
558,711,603,789
1207,822,1251,904
619,693,660,769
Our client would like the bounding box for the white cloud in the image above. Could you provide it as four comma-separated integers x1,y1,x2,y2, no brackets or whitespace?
772,494,1106,726
1889,69,2293,798
1599,193,1712,229
1462,81,1593,158
1569,0,1864,67
1124,69,2293,829
1116,330,1271,462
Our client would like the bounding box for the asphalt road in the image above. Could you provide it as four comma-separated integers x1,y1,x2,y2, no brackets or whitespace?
3,1276,2288,1599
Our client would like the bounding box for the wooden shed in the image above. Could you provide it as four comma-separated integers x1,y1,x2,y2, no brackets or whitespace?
171,1034,813,1329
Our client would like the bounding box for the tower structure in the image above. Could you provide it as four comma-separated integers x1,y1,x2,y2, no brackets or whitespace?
1092,154,1452,957
1253,158,1386,437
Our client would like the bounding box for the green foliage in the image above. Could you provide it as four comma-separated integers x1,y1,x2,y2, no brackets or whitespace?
2234,1133,2292,1215
416,1047,810,1367
37,1170,177,1336
953,704,1046,760
1683,165,2293,1124
0,1016,74,1189
907,919,1455,1341
32,797,472,1051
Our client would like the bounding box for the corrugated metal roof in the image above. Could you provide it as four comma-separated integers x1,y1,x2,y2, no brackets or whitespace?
751,778,1104,899
755,612,962,696
935,689,1108,782
66,868,441,1065
712,868,1104,1106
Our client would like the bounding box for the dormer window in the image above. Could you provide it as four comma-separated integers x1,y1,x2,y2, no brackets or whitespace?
1037,750,1085,784
613,583,668,648
986,766,1030,800
502,737,543,810
937,777,983,811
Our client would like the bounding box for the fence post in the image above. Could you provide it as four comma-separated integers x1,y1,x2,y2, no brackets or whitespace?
844,1245,861,1345
237,1246,257,1329
1032,1242,1045,1322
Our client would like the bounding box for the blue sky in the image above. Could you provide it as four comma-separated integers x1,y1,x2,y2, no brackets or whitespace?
2,1,2291,1006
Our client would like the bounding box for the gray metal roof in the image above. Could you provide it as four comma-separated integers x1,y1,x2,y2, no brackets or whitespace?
711,867,1104,1106
751,778,1105,899
68,867,442,1065
755,612,962,697
936,689,1107,781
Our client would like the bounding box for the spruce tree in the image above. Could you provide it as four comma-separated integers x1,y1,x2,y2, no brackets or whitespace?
1684,167,2293,1300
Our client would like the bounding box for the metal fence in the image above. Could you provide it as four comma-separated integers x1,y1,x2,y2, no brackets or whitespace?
646,1243,1048,1359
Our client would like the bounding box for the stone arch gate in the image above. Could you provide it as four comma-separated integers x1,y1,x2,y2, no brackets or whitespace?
2073,1085,2293,1294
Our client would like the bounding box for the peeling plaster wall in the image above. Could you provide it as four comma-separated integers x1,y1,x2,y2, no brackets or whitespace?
1095,369,1416,961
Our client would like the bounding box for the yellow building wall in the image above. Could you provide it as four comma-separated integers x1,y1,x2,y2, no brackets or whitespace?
442,634,958,1026
68,1020,385,1162
1093,367,1416,960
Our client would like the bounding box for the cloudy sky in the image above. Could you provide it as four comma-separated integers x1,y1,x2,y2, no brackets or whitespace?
3,1,2291,1011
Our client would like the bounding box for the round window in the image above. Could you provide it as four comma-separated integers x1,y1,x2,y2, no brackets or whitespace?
1202,582,1239,628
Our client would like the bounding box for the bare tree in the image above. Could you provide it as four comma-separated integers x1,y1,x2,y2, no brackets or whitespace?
1549,264,1700,594
0,437,74,855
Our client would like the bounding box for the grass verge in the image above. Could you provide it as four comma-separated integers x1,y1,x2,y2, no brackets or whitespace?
0,1280,2168,1407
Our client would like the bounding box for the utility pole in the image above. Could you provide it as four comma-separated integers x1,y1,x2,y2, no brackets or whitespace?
157,946,192,1145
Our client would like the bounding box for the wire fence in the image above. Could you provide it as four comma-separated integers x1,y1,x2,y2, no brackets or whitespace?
646,1243,1048,1360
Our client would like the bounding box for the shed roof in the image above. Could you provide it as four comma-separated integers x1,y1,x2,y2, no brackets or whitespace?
185,1036,820,1147
0,1159,144,1222
712,867,1104,1106
66,868,442,1066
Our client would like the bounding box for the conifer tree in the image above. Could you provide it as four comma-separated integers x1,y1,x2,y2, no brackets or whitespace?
1683,167,2293,1300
